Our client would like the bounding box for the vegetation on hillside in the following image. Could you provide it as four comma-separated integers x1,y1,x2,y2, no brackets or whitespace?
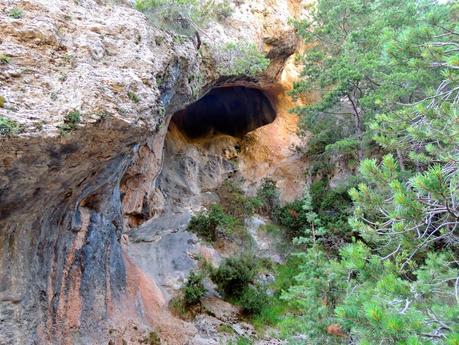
185,1,459,344
175,1,457,344
134,0,232,38
0,116,21,136
218,42,270,77
134,0,269,78
276,0,459,343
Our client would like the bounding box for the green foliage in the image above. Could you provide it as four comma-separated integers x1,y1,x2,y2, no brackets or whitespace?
447,333,459,345
188,204,236,242
213,1,232,20
210,256,257,298
350,155,458,269
182,270,206,307
59,110,81,134
249,257,304,330
146,331,161,345
280,246,345,343
276,2,459,344
0,96,5,108
218,42,270,77
255,179,280,218
227,337,253,345
128,91,140,103
217,181,260,219
237,285,270,316
278,200,308,239
0,116,21,136
280,244,458,344
307,180,357,252
372,103,459,167
291,0,447,162
8,7,23,19
169,270,206,317
0,54,10,64
236,337,253,345
135,0,232,37
218,323,235,334
278,190,328,244
325,138,359,156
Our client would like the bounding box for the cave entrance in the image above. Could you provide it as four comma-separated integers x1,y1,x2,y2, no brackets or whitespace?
170,86,276,139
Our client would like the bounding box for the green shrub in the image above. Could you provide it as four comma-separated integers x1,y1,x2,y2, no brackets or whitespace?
259,223,281,234
169,295,187,317
217,181,260,219
226,337,253,345
237,285,269,316
0,116,21,135
278,183,354,247
210,256,256,298
128,91,140,103
188,204,236,242
256,179,280,218
217,324,235,334
0,54,10,64
278,200,309,239
235,337,253,345
135,0,231,37
310,178,354,218
8,7,23,19
219,42,270,77
182,270,206,307
145,331,161,345
214,1,233,20
58,110,81,134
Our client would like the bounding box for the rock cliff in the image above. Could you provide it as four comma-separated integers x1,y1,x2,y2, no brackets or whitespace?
0,0,309,344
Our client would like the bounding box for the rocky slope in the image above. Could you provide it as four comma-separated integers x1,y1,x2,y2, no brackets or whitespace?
0,0,310,344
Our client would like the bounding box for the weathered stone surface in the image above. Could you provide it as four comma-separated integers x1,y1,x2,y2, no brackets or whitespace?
0,1,200,344
0,0,310,344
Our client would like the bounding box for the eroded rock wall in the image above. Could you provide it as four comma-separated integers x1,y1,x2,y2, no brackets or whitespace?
0,0,310,344
0,1,202,343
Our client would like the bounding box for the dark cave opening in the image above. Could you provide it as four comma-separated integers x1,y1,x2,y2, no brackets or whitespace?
171,86,276,139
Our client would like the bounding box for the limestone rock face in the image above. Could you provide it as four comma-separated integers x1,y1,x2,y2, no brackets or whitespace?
0,0,309,344
0,1,200,344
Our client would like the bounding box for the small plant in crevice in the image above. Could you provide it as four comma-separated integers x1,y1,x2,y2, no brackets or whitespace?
144,331,161,345
218,324,235,334
95,110,111,122
134,0,232,39
8,7,24,19
0,54,10,64
128,91,140,103
0,116,21,136
255,178,280,218
228,336,253,345
155,75,164,86
216,180,261,219
33,121,44,131
182,270,206,307
187,204,236,242
218,42,269,77
169,270,207,318
58,110,81,134
213,0,233,20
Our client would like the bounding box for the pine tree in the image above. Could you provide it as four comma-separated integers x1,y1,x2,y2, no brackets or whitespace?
279,1,459,344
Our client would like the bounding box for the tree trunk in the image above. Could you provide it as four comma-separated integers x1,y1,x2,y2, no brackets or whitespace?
396,149,405,171
347,93,365,161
